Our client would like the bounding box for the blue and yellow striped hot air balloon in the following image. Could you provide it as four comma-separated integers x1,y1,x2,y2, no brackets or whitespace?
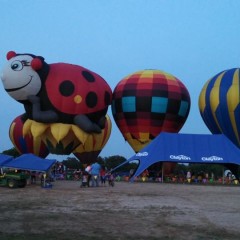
199,68,240,148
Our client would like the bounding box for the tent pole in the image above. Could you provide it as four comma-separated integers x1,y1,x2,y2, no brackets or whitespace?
222,167,224,185
162,164,164,183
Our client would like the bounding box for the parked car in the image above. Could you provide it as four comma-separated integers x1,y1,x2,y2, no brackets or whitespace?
0,168,28,188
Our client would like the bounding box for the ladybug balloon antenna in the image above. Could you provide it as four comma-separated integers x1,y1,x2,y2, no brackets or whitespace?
31,57,43,70
7,51,16,60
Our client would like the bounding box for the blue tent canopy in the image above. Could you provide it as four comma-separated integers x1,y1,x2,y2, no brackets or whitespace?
114,133,240,181
1,154,56,172
0,154,14,166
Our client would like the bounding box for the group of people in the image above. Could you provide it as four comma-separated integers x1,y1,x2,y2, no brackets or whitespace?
186,170,214,183
81,161,114,188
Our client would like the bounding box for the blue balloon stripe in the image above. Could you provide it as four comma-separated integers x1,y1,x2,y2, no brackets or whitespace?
215,104,235,141
202,109,221,133
203,73,222,133
204,74,220,122
234,104,240,146
216,69,237,142
218,69,236,113
19,137,28,153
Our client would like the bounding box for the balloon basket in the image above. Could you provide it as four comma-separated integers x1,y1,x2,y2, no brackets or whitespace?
234,180,239,185
187,179,191,183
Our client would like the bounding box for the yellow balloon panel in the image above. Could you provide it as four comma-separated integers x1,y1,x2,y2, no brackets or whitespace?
74,115,112,154
42,127,80,154
22,120,90,155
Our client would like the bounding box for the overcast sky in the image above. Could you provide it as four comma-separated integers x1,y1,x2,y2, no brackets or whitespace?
1,0,240,160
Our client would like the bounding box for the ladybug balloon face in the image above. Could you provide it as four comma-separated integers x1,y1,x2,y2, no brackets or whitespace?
1,54,42,101
1,51,112,134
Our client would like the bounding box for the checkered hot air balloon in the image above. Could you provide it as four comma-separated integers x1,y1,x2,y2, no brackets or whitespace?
111,69,191,153
199,68,240,148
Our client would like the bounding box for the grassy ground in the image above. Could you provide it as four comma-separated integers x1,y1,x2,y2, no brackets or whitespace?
0,180,239,240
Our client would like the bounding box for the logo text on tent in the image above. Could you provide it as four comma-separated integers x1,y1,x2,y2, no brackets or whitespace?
136,152,148,157
170,155,191,160
201,156,223,161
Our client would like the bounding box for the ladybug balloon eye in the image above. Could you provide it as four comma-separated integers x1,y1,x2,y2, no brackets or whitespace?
11,60,23,71
7,51,16,60
31,58,43,70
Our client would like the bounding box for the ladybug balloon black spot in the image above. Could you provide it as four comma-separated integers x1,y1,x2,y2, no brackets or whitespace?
86,92,98,108
59,80,75,96
82,71,95,82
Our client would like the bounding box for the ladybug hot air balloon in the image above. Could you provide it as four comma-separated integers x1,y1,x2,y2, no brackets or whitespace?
9,115,49,157
199,68,240,148
1,51,112,159
111,69,191,174
73,115,112,164
1,51,112,134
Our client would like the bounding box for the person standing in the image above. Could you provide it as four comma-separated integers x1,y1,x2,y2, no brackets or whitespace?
80,170,89,187
85,164,92,187
30,171,37,184
186,170,191,183
90,161,101,187
100,166,106,186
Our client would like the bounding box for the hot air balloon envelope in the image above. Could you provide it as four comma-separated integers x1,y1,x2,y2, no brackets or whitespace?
199,68,240,148
111,69,191,152
9,115,49,158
